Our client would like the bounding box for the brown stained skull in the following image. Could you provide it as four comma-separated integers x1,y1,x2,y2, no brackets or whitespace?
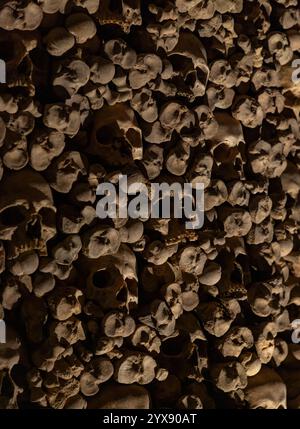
115,352,157,384
0,169,56,259
165,140,190,176
43,103,81,137
82,226,120,259
248,276,290,318
207,84,235,111
104,39,137,70
131,325,161,354
87,264,129,311
44,27,75,57
45,151,87,194
66,13,97,45
216,327,254,358
188,153,213,189
53,59,90,97
130,89,158,123
245,366,287,409
197,300,240,338
249,140,287,179
146,20,179,53
1,133,29,171
210,112,245,164
268,33,293,66
0,2,43,31
29,129,65,172
0,30,26,85
89,103,143,164
129,54,162,90
169,32,209,99
141,144,164,179
211,361,247,393
85,245,138,312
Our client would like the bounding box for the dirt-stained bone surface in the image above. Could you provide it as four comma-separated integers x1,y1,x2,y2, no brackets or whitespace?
0,0,300,410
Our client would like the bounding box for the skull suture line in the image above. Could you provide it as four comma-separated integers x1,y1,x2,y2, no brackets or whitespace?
0,169,56,259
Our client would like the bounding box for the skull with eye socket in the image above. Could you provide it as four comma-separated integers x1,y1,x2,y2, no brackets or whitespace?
0,169,56,259
168,32,209,100
89,103,143,166
85,244,138,312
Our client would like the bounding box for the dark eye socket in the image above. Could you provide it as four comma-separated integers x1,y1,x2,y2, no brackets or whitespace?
39,207,54,218
0,206,26,226
109,0,123,13
96,126,115,145
93,270,112,288
93,266,119,288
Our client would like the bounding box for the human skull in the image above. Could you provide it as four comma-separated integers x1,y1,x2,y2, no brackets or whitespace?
0,30,34,91
85,244,138,312
130,88,158,123
0,326,22,408
0,169,56,259
104,39,137,70
53,59,90,97
245,366,287,409
89,103,143,165
142,145,164,179
210,112,245,168
248,276,290,317
169,32,209,99
212,112,245,150
0,2,43,31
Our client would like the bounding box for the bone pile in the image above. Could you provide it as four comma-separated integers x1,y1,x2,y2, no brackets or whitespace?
0,0,300,410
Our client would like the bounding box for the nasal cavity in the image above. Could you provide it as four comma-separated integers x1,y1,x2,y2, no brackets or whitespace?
26,217,41,238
